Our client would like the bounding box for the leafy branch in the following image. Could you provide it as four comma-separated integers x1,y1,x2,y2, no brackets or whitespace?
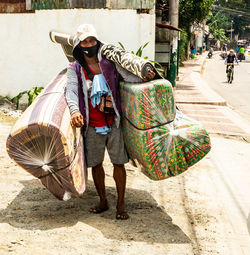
11,86,44,109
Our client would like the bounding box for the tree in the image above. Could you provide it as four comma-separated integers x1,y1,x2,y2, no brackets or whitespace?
214,0,250,12
156,0,215,63
179,0,214,29
157,0,215,29
212,0,250,38
207,11,230,41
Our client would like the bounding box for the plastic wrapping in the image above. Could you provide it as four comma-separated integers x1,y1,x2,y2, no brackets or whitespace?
6,68,210,201
120,79,211,180
6,69,87,200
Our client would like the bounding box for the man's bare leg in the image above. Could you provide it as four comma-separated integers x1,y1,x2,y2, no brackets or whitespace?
113,164,129,220
90,162,109,213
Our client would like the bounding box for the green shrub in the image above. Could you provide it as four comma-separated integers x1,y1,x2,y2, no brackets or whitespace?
11,86,44,109
179,30,189,66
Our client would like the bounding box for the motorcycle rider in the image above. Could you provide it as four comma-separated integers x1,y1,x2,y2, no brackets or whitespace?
225,49,239,73
208,47,213,58
222,44,227,52
220,44,227,59
239,46,245,61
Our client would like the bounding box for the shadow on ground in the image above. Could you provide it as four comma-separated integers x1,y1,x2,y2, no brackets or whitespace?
0,179,190,244
247,213,250,236
176,85,196,90
183,63,200,68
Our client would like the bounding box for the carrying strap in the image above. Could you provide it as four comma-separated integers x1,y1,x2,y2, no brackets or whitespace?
81,61,94,81
73,61,94,82
103,95,109,128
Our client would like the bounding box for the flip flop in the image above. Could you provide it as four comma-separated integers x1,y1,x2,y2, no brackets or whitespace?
116,211,129,220
89,205,109,214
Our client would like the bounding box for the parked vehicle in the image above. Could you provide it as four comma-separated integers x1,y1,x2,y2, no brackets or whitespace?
245,47,250,62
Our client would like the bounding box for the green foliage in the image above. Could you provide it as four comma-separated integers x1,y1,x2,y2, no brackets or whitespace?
179,30,189,65
213,0,250,37
118,41,150,58
32,0,68,10
11,87,44,110
135,42,150,57
214,0,250,12
157,0,214,61
157,0,214,31
233,16,249,37
27,87,44,106
179,0,214,29
118,42,125,50
207,11,231,30
207,11,229,41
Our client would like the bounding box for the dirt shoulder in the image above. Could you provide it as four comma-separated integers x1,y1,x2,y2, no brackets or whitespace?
1,112,250,255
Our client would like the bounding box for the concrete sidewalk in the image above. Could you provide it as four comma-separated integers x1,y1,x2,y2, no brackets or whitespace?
175,53,250,138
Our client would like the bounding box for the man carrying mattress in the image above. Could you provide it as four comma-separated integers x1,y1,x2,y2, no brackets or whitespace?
65,24,155,220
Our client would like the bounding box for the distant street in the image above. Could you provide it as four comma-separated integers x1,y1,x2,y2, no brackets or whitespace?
203,53,250,121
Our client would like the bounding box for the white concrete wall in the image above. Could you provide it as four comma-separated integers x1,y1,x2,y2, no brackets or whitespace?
0,9,155,96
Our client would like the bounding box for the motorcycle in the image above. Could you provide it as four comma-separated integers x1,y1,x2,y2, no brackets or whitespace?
220,51,227,59
238,52,245,62
207,47,213,58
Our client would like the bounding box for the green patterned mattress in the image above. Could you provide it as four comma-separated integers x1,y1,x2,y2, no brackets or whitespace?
120,79,211,181
120,79,176,129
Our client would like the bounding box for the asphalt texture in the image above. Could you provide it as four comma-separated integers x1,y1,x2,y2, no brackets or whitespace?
203,54,250,121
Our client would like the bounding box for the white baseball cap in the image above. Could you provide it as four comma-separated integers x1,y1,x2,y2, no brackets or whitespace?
75,24,98,42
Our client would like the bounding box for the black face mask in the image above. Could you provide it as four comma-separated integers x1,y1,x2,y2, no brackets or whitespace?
79,42,100,58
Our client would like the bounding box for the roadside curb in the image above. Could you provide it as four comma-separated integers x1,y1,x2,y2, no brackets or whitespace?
175,71,227,107
176,101,227,106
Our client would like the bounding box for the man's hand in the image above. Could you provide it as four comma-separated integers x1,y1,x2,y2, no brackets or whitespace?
143,70,156,82
70,112,84,128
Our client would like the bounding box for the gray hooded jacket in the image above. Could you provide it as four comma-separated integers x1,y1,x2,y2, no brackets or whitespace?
65,38,143,130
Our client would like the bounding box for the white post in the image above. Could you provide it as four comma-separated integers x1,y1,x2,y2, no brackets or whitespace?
26,0,32,10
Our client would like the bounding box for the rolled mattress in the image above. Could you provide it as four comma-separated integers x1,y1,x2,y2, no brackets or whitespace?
120,79,211,180
100,44,155,80
6,69,87,200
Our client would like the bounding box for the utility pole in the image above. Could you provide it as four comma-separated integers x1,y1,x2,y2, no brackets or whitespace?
231,20,233,42
169,0,179,27
168,0,179,87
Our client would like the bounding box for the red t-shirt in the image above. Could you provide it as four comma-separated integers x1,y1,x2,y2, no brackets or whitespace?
82,66,114,127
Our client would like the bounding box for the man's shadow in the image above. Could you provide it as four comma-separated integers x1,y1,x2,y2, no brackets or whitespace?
0,179,191,244
247,213,250,235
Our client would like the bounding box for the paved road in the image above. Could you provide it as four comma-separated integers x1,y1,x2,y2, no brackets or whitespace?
203,54,250,120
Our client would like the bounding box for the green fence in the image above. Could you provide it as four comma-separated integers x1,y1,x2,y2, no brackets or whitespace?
32,0,69,10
